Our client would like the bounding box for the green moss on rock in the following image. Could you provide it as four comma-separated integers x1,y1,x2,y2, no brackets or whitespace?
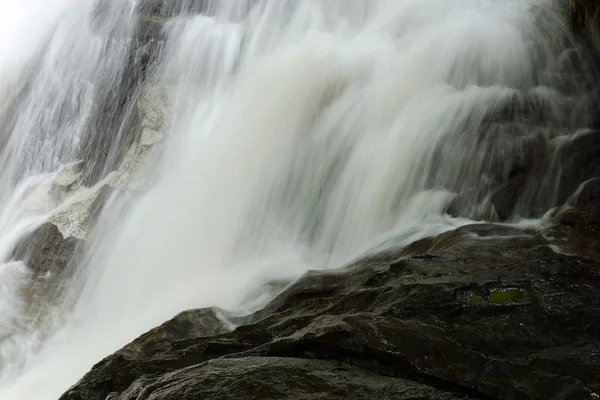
466,294,485,304
489,288,526,305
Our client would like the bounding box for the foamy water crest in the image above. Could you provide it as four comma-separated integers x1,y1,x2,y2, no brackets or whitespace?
0,0,592,398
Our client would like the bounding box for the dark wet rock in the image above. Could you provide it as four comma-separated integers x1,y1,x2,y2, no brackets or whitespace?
9,181,115,278
136,0,214,18
446,189,499,222
103,0,211,42
554,130,600,204
137,15,169,41
484,129,600,221
60,222,600,400
61,307,232,400
484,90,579,128
117,357,477,400
429,116,559,222
567,1,600,130
490,169,528,221
569,0,600,36
550,176,600,261
570,176,600,208
78,49,148,186
121,307,232,360
83,0,170,186
11,223,81,276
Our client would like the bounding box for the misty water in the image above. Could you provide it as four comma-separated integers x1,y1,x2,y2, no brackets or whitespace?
0,0,595,398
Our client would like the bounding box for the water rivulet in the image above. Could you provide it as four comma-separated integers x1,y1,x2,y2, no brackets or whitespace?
0,1,599,399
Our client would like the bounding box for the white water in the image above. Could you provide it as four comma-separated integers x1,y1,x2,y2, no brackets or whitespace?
0,0,591,398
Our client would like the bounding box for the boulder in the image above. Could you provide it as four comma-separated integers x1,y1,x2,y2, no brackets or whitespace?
60,222,600,400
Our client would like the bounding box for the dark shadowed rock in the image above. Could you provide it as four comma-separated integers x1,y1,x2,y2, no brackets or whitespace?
486,129,600,221
490,170,527,221
555,131,600,204
446,189,500,222
550,176,600,261
570,176,600,208
9,178,114,278
136,0,214,18
60,218,600,400
11,223,81,276
84,0,171,186
569,0,600,35
116,357,478,400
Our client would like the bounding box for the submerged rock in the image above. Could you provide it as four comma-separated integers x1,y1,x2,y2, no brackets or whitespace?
60,220,600,400
11,223,81,276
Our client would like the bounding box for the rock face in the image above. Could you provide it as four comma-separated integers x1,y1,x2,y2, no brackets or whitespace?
136,0,213,18
11,223,81,276
569,0,600,36
115,357,478,400
60,198,600,400
8,80,171,276
489,130,600,220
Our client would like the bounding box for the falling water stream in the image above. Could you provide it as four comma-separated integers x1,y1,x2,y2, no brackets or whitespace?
0,0,595,398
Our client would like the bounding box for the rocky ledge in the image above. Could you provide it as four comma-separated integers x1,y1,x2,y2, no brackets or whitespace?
60,188,600,399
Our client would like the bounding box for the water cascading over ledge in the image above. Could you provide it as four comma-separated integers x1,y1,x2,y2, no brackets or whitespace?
0,1,598,399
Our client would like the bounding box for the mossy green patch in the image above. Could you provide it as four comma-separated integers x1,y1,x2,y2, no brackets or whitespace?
489,288,526,305
466,294,485,304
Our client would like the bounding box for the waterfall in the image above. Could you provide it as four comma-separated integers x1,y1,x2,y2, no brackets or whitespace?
0,0,595,398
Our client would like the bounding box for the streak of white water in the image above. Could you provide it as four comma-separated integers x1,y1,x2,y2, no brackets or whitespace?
0,0,590,398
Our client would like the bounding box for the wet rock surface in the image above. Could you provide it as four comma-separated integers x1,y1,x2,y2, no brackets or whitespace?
7,81,171,276
60,202,600,400
136,0,213,18
569,0,600,36
11,223,81,276
114,357,478,400
480,130,600,221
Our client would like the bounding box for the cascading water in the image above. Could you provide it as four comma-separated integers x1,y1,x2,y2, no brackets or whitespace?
0,0,596,398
